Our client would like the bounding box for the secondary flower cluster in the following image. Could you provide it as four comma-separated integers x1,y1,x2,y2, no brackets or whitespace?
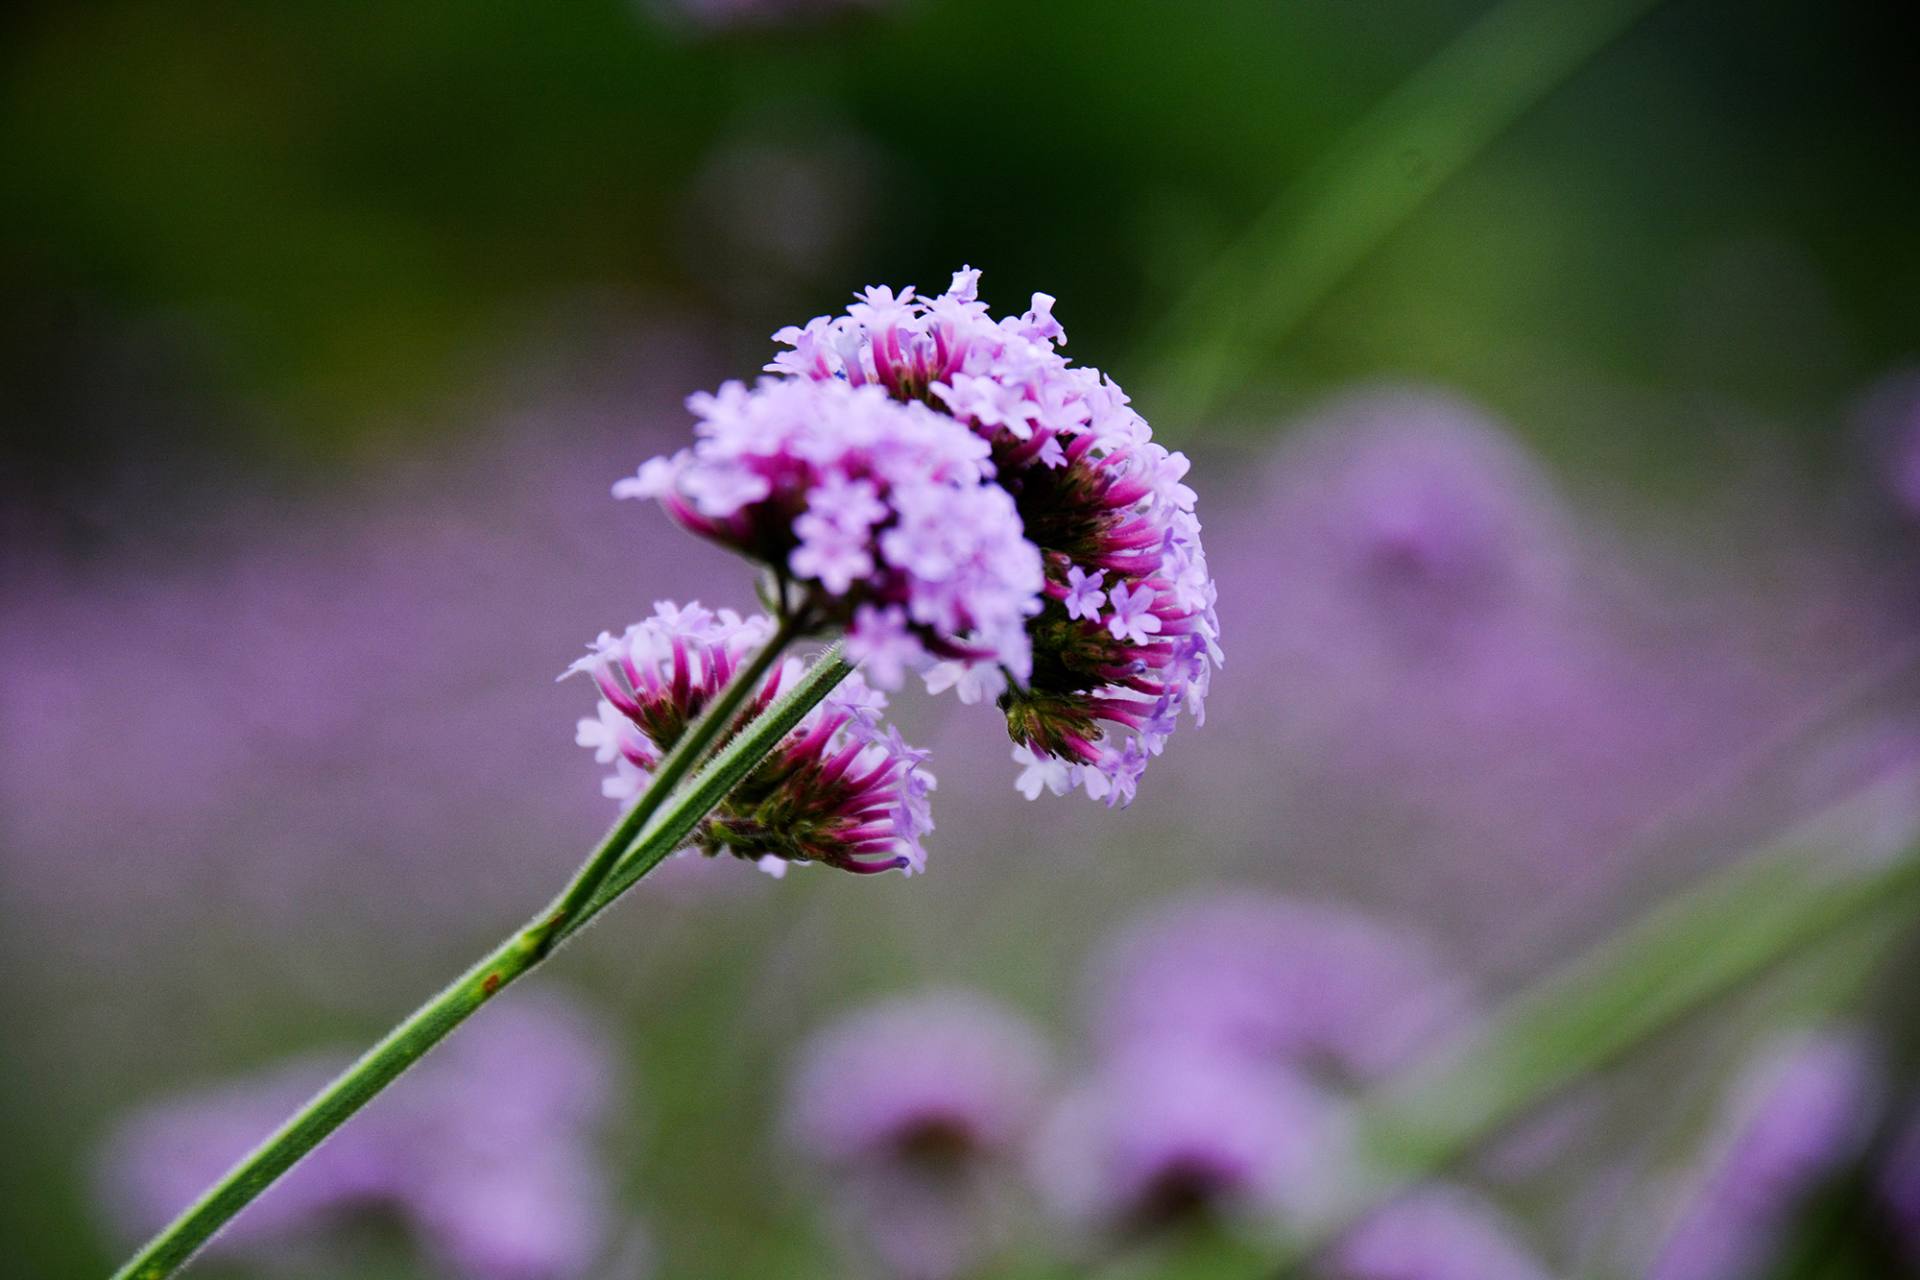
571,602,933,876
616,268,1220,809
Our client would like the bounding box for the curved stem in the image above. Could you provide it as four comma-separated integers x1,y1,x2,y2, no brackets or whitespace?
110,635,849,1280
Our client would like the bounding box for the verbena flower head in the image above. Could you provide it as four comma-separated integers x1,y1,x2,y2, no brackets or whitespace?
605,269,1213,809
571,601,934,876
1033,1044,1347,1238
767,267,1221,805
617,375,1041,691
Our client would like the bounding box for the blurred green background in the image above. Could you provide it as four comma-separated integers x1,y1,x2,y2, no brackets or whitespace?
5,0,1914,489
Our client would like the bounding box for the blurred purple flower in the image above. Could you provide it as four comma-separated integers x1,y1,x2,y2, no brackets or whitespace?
97,1056,396,1256
1089,891,1473,1083
1329,1184,1555,1280
1185,386,1656,921
1198,388,1637,869
96,991,630,1279
1240,386,1576,655
1851,367,1920,523
1646,1028,1883,1280
1170,382,1920,954
785,990,1050,1280
1032,1044,1349,1239
786,990,1050,1168
1879,1098,1920,1264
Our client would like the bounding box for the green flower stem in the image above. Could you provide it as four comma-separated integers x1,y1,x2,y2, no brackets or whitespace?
1261,800,1920,1275
110,928,541,1280
109,637,850,1280
567,643,856,934
532,611,804,959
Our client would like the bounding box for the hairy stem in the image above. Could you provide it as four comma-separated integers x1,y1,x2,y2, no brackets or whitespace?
110,635,845,1280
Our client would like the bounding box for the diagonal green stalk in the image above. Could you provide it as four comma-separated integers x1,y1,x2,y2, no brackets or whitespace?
532,611,804,958
1574,907,1913,1280
109,637,849,1280
565,643,856,936
1143,0,1668,427
1256,789,1920,1275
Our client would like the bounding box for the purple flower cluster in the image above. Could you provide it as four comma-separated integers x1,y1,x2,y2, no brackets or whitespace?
777,269,1221,803
1090,891,1474,1082
618,377,1040,687
96,993,630,1280
619,268,1219,806
571,601,934,875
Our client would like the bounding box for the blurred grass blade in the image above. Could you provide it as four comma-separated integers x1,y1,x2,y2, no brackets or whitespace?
1576,907,1914,1279
1144,0,1666,428
1263,782,1920,1272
